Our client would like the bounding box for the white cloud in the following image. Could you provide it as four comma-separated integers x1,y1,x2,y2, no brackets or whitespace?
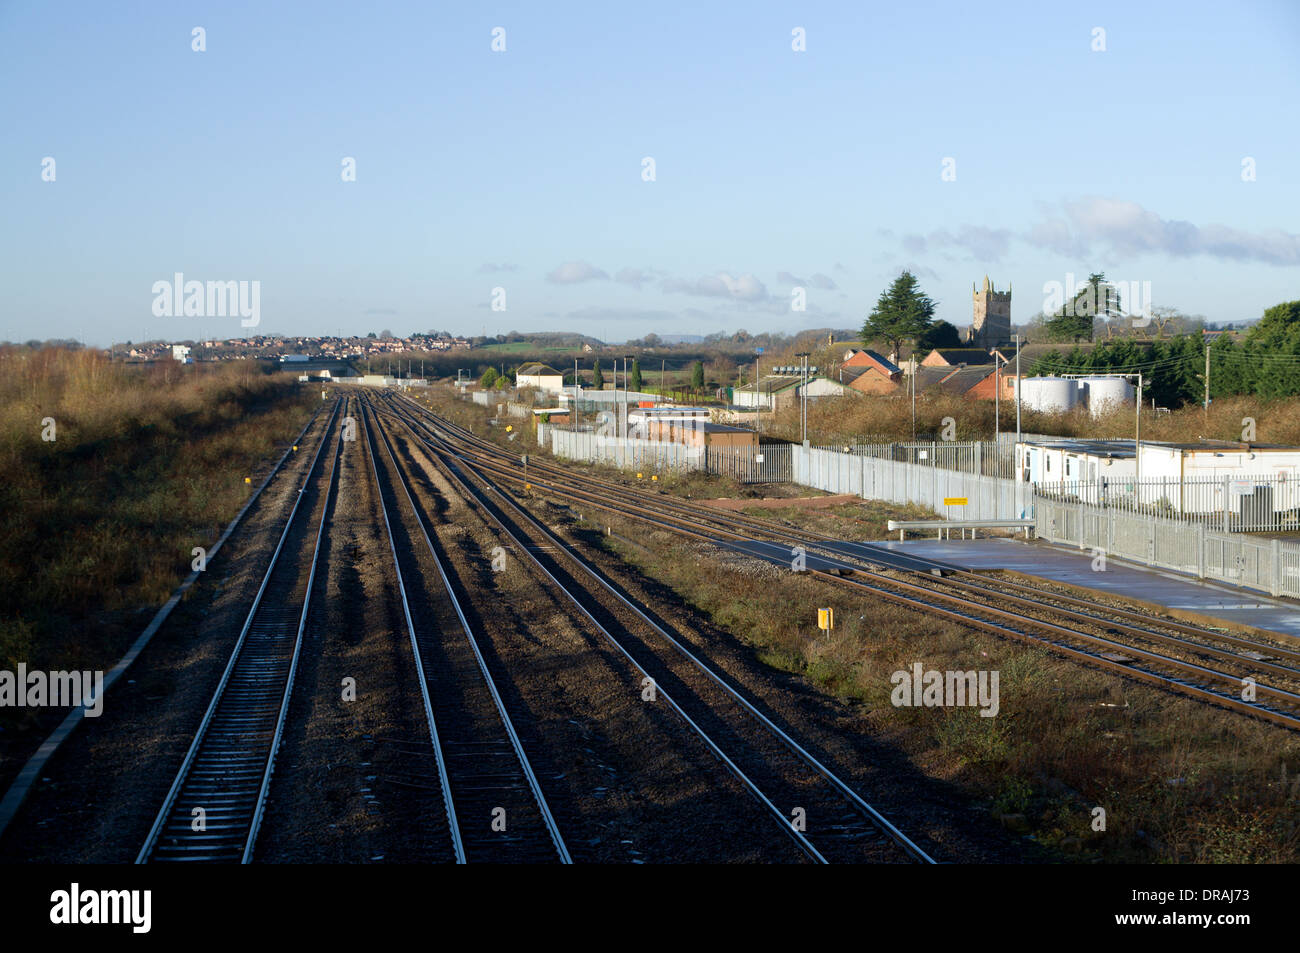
547,260,610,283
777,270,838,290
614,266,665,288
478,262,519,274
662,272,770,302
1033,197,1300,266
898,226,1012,262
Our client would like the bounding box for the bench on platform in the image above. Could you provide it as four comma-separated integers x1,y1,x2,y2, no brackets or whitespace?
886,519,1036,541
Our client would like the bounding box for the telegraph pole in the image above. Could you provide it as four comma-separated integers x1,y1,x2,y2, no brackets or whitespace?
994,350,1001,450
910,351,917,441
1204,342,1211,418
1136,372,1143,483
1014,332,1022,447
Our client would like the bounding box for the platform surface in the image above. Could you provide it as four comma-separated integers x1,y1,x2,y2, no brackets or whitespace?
842,537,1300,639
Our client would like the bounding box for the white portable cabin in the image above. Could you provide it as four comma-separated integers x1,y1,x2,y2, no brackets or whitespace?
1137,442,1300,482
1015,439,1138,495
1135,442,1300,518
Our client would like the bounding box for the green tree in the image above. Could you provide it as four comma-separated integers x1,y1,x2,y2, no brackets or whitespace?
917,320,962,351
1246,300,1300,351
479,366,498,388
691,360,705,391
1044,272,1116,343
592,359,604,389
630,359,643,392
862,271,936,359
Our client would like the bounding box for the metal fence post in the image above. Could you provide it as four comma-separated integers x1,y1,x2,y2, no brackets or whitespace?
1272,538,1281,597
1197,522,1205,579
1223,476,1229,534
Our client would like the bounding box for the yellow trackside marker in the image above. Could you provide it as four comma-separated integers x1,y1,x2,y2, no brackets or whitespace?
293,445,298,451
244,477,251,484
524,483,532,490
943,497,968,506
817,607,834,632
506,425,513,432
652,475,658,481
637,472,643,479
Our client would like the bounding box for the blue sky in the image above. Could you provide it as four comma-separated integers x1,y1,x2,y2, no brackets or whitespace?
2,0,1298,346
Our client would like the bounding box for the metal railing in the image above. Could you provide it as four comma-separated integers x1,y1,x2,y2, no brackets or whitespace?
1034,474,1300,533
1033,496,1300,598
822,440,1017,480
705,444,793,484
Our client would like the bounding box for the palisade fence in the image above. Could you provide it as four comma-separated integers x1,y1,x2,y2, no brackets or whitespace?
1033,496,1300,598
829,440,1016,480
1035,474,1300,533
796,446,1033,518
551,428,702,471
546,428,1300,596
549,428,792,482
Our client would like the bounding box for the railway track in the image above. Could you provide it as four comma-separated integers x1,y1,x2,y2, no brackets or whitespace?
370,392,936,864
388,392,1300,732
137,397,345,863
360,401,570,863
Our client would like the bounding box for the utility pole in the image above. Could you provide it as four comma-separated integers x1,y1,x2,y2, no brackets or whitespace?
1204,342,1211,419
1136,371,1143,483
574,356,579,427
796,352,810,443
994,350,1001,451
1014,332,1022,448
911,351,917,441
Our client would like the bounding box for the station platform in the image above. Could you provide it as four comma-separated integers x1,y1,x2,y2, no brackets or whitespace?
842,537,1300,641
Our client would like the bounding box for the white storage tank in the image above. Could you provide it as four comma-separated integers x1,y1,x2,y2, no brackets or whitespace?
1017,376,1079,414
1079,376,1134,417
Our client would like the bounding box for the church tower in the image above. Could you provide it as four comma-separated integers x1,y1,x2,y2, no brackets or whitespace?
968,275,1011,348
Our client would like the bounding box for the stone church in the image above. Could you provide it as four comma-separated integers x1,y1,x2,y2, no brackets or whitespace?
965,275,1012,348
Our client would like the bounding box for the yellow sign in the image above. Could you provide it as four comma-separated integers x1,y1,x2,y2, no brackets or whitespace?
817,607,834,632
505,425,513,432
943,497,968,505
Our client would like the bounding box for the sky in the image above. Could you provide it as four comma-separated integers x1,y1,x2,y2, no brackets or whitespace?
2,0,1298,347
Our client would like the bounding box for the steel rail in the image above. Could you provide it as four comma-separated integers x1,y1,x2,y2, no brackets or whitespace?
0,402,328,841
418,399,1300,669
358,402,466,862
381,395,934,863
390,397,1300,732
137,398,344,863
367,403,571,863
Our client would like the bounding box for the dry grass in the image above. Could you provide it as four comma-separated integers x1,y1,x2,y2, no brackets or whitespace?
0,348,316,685
438,380,1300,861
589,508,1300,863
768,391,1300,446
